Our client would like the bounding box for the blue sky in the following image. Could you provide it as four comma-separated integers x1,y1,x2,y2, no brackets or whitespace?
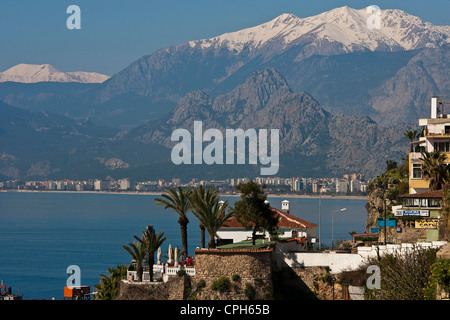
0,0,449,76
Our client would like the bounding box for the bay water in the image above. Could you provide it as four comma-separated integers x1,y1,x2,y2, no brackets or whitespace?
0,191,368,300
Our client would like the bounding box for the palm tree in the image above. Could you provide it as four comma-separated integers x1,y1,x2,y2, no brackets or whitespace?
122,238,147,282
95,273,116,300
404,129,418,152
189,186,233,248
94,265,128,300
155,186,191,257
189,185,220,248
141,228,167,282
421,150,450,191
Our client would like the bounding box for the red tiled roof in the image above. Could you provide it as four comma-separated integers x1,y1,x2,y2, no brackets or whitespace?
195,248,274,254
352,233,378,238
398,190,443,198
279,236,308,244
221,206,317,229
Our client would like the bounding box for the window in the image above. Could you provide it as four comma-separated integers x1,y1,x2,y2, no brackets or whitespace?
403,198,414,207
420,198,428,207
412,163,422,179
433,141,450,152
429,198,442,207
403,197,442,208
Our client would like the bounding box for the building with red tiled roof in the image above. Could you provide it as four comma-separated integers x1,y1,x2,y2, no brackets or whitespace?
216,200,317,246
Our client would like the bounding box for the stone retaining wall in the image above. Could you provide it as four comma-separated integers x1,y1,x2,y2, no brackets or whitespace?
192,249,273,300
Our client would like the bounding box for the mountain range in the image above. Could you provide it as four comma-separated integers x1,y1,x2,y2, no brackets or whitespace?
0,64,109,84
0,6,446,181
0,68,413,181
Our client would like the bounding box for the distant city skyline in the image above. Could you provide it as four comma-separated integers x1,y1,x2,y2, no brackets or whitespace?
0,0,449,76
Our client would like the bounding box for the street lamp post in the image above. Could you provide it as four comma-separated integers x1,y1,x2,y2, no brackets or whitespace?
332,208,347,250
318,184,323,250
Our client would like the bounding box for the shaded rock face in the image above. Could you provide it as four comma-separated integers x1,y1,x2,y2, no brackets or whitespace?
123,68,411,178
365,187,387,233
116,276,189,300
192,250,273,300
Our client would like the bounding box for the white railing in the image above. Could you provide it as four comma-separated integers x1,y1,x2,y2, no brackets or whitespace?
409,152,423,161
276,241,447,274
126,264,195,283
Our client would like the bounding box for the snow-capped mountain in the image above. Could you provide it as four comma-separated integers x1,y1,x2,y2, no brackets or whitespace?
0,64,110,83
2,6,449,129
188,6,450,56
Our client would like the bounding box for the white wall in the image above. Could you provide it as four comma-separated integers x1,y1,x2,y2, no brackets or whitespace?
274,241,448,274
216,230,255,243
217,227,316,244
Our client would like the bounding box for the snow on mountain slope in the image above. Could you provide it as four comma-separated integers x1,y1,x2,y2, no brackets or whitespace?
188,6,450,54
0,64,110,83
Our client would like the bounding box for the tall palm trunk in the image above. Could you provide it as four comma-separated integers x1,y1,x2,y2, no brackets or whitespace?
207,231,215,249
155,186,191,258
136,264,143,282
148,256,155,282
179,217,189,257
200,224,206,248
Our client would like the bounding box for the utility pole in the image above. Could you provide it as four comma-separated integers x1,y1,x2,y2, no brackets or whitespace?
384,197,387,244
332,208,347,250
318,184,322,250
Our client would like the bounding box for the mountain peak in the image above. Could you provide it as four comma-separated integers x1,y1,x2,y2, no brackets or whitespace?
0,63,110,84
188,6,450,54
272,13,301,24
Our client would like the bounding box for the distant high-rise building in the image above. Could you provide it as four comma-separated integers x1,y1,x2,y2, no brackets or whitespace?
94,179,111,191
350,179,361,193
335,179,349,194
293,178,307,192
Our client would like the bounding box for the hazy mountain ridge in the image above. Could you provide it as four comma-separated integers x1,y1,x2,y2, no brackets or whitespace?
119,68,412,178
0,69,413,180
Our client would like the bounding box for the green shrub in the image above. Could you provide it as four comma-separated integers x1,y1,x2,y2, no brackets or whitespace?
232,274,241,282
244,283,256,300
177,269,187,276
211,276,231,292
197,279,206,289
425,259,450,300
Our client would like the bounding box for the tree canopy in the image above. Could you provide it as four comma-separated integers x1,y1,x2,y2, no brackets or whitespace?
231,181,278,245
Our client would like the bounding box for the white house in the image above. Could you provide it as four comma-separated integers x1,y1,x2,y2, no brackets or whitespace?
216,200,317,246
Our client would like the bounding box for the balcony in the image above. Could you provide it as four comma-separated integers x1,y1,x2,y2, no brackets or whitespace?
409,152,423,161
126,264,195,283
424,128,450,138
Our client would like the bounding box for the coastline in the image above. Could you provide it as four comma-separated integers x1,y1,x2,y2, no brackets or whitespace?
1,189,368,200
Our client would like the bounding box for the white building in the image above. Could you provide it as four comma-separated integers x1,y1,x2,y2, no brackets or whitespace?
216,200,317,246
118,178,136,190
350,179,361,193
94,179,111,191
293,178,307,192
335,179,349,194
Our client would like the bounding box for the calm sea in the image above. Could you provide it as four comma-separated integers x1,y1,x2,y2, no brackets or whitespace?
0,191,367,300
